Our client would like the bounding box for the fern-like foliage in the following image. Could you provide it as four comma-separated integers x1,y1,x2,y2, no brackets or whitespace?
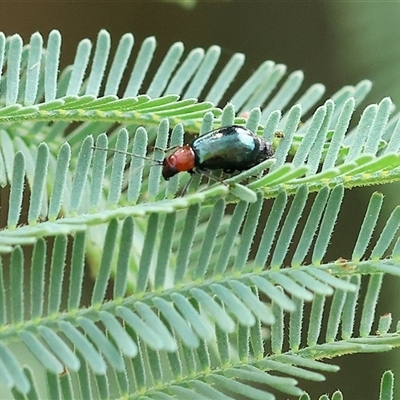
0,29,399,399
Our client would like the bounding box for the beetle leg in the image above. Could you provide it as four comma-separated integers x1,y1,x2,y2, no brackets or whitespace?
179,174,194,197
196,169,228,186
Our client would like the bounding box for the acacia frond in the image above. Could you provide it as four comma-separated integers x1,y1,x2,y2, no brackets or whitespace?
0,30,399,400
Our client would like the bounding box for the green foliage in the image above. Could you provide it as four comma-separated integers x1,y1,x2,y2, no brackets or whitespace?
0,29,399,399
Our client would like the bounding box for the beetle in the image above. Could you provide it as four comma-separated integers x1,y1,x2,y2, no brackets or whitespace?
162,125,274,180
92,125,274,183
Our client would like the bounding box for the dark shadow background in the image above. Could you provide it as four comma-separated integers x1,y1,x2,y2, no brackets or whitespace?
2,1,400,399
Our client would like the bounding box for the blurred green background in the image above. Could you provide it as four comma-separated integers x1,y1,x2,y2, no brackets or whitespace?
2,2,400,398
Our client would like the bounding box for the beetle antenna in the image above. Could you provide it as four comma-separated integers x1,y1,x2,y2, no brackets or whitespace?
153,144,180,153
91,146,163,166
